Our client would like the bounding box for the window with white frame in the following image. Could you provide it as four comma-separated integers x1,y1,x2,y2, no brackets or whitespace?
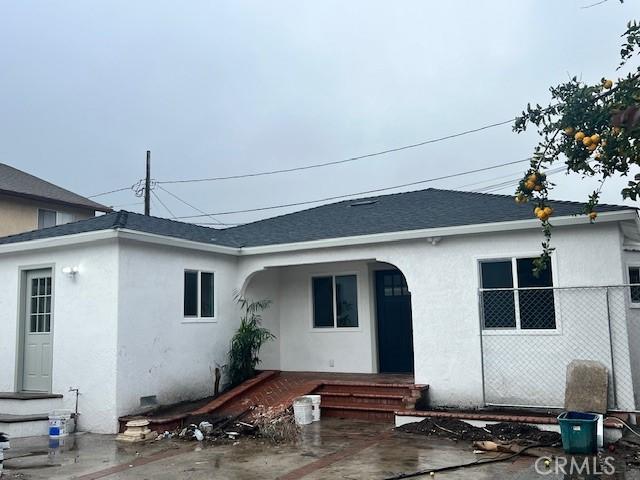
628,266,640,304
480,257,556,330
37,209,76,229
312,275,358,328
184,270,215,318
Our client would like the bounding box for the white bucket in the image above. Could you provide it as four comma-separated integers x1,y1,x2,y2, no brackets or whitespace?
292,397,313,426
305,395,321,422
48,410,74,437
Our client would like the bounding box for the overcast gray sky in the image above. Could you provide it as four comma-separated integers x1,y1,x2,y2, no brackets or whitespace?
1,1,637,225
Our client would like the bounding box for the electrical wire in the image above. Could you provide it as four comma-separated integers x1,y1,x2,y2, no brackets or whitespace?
156,185,225,225
111,201,144,208
172,157,533,219
87,185,135,198
151,189,177,218
157,119,516,185
472,166,568,194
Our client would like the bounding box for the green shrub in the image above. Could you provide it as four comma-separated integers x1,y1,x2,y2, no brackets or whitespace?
228,296,275,387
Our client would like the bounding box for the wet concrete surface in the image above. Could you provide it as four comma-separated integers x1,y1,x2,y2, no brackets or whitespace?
2,418,640,479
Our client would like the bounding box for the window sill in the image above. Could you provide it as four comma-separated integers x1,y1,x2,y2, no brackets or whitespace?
629,303,640,309
182,317,218,324
310,327,362,333
482,328,561,336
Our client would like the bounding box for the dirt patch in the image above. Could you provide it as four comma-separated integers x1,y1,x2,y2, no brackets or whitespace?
397,417,561,445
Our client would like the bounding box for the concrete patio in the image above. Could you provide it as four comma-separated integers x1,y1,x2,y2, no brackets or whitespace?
3,418,638,479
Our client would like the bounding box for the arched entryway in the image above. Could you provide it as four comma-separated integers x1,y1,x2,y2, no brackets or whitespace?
374,266,414,373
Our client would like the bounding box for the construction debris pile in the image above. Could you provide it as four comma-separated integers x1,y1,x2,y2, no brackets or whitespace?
160,406,299,444
397,417,561,445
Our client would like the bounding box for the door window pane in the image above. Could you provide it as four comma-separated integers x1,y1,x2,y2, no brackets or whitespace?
312,277,334,328
480,261,516,328
37,209,57,229
336,275,358,327
184,271,198,316
517,258,556,329
200,272,215,318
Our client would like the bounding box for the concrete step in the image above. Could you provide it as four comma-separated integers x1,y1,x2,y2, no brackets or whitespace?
0,393,64,416
0,414,50,438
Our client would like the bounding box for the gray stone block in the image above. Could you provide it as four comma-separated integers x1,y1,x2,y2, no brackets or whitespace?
564,360,609,414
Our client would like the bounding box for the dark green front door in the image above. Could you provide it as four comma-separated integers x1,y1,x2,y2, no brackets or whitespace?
375,270,414,373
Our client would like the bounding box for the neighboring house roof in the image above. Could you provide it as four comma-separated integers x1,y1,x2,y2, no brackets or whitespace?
0,163,111,212
0,188,635,248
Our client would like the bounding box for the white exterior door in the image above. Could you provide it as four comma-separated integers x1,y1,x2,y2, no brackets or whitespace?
22,269,53,392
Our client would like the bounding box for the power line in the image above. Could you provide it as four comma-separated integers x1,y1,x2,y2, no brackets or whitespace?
151,189,177,218
157,118,516,185
156,185,225,225
111,201,144,208
471,165,568,194
172,157,533,219
88,185,135,198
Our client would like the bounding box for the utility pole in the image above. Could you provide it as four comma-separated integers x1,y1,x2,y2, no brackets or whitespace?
144,150,151,216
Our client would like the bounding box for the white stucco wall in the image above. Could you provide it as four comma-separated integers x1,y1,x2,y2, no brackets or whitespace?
115,240,240,420
268,261,377,373
0,240,119,433
239,221,635,408
244,268,281,371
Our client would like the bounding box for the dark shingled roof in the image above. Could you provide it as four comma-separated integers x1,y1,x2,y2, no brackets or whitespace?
0,188,634,248
0,163,110,212
220,188,635,247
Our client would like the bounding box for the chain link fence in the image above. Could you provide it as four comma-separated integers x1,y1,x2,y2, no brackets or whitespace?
479,285,639,411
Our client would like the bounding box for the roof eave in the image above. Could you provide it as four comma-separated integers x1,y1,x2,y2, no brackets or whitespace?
237,209,639,256
0,209,635,257
0,189,112,213
0,228,239,256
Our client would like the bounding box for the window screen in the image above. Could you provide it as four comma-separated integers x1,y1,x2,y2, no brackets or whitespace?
517,258,555,329
37,209,57,229
480,261,516,328
336,275,358,327
184,271,198,316
200,272,215,318
312,277,334,328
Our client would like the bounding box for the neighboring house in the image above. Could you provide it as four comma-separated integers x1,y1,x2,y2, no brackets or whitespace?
0,163,110,237
0,188,639,435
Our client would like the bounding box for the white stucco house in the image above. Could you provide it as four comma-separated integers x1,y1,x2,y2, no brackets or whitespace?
1,188,640,435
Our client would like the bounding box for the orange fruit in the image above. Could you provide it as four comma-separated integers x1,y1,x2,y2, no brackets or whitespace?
603,79,613,89
590,134,600,144
589,211,598,220
575,131,586,142
582,136,593,146
564,127,575,135
543,206,553,216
